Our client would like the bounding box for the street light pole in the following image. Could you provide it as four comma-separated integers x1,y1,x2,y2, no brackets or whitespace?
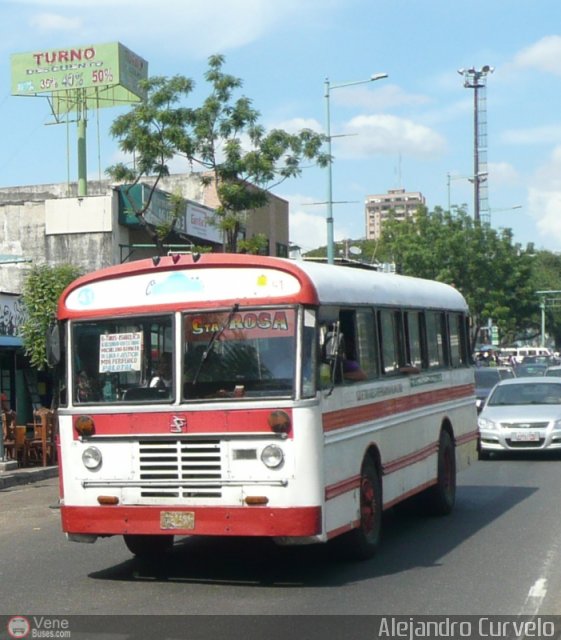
324,73,388,264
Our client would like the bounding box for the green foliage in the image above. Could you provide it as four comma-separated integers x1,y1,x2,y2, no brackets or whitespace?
20,264,82,370
530,250,561,347
238,234,268,255
107,54,328,253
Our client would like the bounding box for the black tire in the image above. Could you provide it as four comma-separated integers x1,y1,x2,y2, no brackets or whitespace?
332,457,382,561
425,429,456,516
123,534,174,558
478,448,490,460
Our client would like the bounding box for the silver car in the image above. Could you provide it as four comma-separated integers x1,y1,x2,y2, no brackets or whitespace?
478,378,561,457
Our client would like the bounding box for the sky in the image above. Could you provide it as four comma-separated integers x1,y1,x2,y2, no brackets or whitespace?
2,0,561,255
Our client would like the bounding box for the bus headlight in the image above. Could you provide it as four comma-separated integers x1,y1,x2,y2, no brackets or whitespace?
261,444,284,469
82,446,102,470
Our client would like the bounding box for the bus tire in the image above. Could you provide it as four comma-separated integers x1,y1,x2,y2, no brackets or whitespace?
333,457,382,561
123,534,174,558
425,429,456,516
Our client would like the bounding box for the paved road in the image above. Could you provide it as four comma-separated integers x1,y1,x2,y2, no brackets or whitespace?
1,453,561,623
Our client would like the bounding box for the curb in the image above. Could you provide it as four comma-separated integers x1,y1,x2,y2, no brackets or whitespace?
0,465,58,490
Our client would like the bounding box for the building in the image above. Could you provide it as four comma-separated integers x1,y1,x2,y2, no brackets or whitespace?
0,172,289,422
365,188,426,240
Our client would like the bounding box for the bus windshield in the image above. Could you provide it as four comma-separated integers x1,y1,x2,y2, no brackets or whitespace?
183,307,297,400
72,315,173,404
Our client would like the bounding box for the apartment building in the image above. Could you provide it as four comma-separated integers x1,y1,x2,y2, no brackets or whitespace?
365,188,426,240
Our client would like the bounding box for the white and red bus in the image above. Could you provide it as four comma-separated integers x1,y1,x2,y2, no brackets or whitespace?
51,253,477,560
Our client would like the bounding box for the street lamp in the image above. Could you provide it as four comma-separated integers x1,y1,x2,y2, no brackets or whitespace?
447,171,487,212
325,72,388,264
488,204,522,226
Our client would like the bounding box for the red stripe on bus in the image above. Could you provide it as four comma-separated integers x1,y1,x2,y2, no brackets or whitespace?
382,441,439,475
325,474,361,500
456,429,478,445
61,504,321,537
72,408,292,437
323,383,474,432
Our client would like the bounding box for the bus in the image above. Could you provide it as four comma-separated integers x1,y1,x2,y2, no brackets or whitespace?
50,253,478,561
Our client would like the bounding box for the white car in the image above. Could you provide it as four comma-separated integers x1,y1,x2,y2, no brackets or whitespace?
478,378,561,457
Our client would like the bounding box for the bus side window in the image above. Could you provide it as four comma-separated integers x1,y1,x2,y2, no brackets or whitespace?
404,310,424,371
355,308,379,379
426,311,447,368
448,312,463,368
378,309,401,375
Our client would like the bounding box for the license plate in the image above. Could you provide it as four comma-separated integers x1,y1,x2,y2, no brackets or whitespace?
160,511,195,530
512,431,540,442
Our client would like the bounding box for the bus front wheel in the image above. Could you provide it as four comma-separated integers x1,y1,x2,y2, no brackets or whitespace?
123,534,174,558
333,457,382,561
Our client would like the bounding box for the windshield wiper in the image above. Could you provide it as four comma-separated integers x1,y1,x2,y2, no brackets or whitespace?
191,303,239,386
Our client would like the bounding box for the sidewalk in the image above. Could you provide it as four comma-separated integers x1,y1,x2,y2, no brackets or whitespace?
0,461,58,489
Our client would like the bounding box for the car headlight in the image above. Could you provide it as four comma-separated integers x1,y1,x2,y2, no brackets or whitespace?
82,446,102,470
478,417,497,430
261,444,284,469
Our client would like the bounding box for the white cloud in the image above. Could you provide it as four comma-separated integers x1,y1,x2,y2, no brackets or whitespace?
488,162,520,186
337,114,446,158
513,35,561,76
527,145,561,246
331,83,431,111
12,0,329,57
29,12,81,31
272,118,322,135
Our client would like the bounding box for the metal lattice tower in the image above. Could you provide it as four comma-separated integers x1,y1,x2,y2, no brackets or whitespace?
458,66,494,223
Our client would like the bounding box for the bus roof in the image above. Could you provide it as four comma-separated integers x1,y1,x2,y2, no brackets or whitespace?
57,253,468,319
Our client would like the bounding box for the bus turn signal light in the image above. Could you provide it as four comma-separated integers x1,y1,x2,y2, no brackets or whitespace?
268,410,291,435
245,496,269,505
97,496,119,505
74,415,95,437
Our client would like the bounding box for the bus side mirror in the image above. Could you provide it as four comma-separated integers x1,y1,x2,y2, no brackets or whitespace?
46,323,61,367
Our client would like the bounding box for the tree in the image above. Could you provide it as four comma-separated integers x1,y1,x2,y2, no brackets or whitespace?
107,54,329,253
376,207,537,348
530,250,561,348
20,264,82,370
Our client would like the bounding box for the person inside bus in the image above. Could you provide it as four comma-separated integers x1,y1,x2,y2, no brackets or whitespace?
342,352,367,381
149,352,172,389
76,369,100,402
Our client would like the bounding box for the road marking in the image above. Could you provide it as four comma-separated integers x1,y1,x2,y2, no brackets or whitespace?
519,546,556,616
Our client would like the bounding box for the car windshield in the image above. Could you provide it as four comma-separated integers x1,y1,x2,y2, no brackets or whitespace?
488,382,561,406
183,307,299,400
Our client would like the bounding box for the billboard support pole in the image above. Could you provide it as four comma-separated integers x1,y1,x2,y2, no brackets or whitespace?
77,93,87,197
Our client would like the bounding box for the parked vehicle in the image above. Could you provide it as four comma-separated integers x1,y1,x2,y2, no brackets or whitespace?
478,378,561,457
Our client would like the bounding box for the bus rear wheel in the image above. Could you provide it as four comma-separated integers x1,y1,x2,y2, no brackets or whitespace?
425,429,456,515
333,457,382,561
123,534,174,558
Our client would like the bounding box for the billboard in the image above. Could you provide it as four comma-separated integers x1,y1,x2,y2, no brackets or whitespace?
119,184,224,245
11,42,148,115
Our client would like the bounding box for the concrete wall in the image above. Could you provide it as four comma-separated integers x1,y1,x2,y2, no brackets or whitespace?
0,173,289,294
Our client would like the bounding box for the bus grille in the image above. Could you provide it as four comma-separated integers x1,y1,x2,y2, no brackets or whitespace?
138,439,222,499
